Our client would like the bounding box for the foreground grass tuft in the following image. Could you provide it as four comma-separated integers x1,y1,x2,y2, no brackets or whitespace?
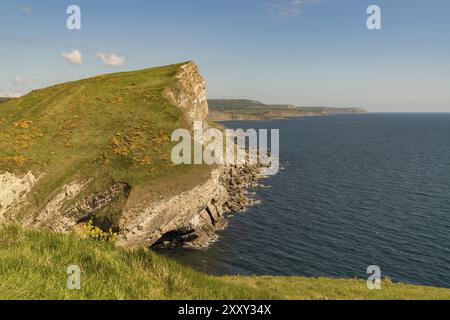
0,225,449,300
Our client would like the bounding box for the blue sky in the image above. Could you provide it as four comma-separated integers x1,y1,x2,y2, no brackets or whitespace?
1,0,449,112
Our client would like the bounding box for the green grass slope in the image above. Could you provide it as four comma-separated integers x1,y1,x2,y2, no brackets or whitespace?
0,225,449,300
0,63,186,180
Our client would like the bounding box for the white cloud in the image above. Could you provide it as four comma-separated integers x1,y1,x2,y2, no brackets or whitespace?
61,49,83,65
20,5,32,15
96,52,125,67
270,0,321,18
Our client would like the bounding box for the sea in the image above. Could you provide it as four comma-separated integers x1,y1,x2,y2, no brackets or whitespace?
161,113,450,288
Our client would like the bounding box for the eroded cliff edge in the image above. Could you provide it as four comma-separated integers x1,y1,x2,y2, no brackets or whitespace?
0,62,262,249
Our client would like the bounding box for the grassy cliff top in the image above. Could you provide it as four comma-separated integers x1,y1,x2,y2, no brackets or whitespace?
0,225,449,300
0,63,186,181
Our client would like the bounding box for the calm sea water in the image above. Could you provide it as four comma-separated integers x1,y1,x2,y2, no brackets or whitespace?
162,114,450,288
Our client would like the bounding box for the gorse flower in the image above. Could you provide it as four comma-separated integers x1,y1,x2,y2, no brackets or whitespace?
81,220,117,243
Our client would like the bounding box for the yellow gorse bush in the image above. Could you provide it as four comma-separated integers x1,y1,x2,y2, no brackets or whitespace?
81,220,117,243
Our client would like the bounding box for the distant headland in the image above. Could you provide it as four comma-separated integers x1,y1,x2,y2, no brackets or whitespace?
208,99,366,121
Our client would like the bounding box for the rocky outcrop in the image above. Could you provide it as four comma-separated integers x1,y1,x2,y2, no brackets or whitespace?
25,181,130,232
24,180,92,229
118,168,226,248
121,164,263,249
181,164,263,249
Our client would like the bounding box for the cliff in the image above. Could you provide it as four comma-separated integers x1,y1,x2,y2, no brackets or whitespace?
0,62,258,249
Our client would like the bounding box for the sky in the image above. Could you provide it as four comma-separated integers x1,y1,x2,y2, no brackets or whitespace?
0,0,449,112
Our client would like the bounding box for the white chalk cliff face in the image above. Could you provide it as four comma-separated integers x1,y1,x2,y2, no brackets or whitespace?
0,62,261,248
0,172,39,221
164,62,209,125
